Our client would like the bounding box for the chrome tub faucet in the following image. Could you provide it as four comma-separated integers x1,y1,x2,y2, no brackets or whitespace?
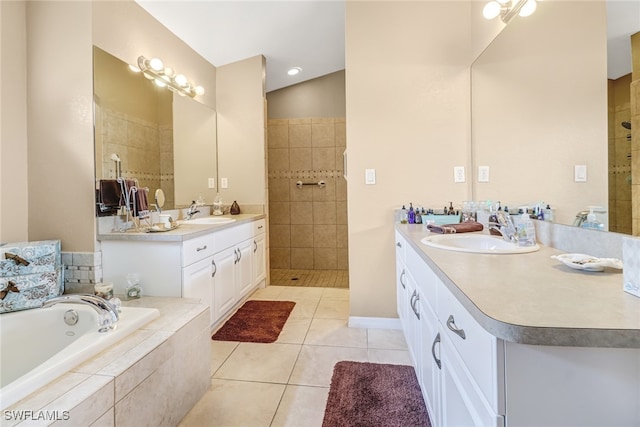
42,294,120,332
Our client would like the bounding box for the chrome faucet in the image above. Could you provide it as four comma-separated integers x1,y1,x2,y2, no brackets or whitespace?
488,210,518,243
184,200,200,220
42,294,120,332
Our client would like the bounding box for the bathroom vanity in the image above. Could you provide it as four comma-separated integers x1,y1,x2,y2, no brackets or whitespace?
99,214,266,328
395,224,640,427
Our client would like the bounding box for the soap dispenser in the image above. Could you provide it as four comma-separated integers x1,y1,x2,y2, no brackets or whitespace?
581,206,604,231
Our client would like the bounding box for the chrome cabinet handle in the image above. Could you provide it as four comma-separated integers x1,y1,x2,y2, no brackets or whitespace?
211,260,217,277
253,240,257,253
400,270,406,289
411,292,420,320
396,242,402,248
258,225,263,230
432,333,441,370
233,249,239,264
196,245,207,252
446,315,466,340
237,248,242,262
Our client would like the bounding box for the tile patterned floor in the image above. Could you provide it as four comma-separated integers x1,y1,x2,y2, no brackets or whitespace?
269,269,349,288
179,286,410,427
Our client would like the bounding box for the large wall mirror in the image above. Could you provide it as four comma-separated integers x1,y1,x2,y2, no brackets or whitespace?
471,0,638,235
93,46,217,212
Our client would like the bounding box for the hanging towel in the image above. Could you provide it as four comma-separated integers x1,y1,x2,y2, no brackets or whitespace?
98,180,122,207
427,222,484,234
136,189,150,219
119,179,136,209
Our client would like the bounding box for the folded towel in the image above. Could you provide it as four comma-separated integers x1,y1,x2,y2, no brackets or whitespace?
136,189,150,219
427,222,484,234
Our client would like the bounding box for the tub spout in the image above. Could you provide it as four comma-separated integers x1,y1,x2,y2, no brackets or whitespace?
42,294,119,332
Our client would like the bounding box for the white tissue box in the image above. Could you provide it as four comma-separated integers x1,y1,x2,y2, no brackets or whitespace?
622,237,640,298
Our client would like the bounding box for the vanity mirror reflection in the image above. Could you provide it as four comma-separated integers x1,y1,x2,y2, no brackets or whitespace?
93,46,217,212
471,0,638,235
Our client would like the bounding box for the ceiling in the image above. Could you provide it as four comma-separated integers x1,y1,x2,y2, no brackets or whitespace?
136,0,346,93
136,1,638,92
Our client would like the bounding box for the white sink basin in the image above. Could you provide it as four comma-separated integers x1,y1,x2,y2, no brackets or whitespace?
180,217,236,225
420,234,539,254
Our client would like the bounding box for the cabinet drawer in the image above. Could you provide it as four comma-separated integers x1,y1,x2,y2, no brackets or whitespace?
437,283,503,412
253,219,266,235
395,231,406,263
183,234,216,266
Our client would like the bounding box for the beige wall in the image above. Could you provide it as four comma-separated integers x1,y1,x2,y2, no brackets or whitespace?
472,1,607,226
632,32,640,234
216,55,267,206
27,1,95,251
267,71,346,119
0,1,29,243
346,1,472,318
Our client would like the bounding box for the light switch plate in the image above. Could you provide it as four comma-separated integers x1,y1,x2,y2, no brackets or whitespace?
574,165,587,182
365,168,376,185
478,166,490,183
454,166,465,183
208,178,216,189
221,178,229,188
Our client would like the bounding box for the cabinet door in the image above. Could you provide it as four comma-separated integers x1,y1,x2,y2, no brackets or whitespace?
419,299,441,427
235,239,254,299
252,233,266,286
441,335,503,427
212,247,236,321
182,256,214,326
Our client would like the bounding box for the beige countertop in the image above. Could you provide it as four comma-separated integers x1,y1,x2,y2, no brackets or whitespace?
396,223,640,348
97,213,265,242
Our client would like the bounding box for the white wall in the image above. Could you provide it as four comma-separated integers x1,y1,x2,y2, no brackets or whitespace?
346,1,473,318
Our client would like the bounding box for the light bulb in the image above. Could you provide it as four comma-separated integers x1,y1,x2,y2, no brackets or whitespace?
149,57,163,71
518,0,536,17
174,74,188,87
195,86,205,96
154,79,167,88
128,64,141,73
483,1,501,19
287,67,301,76
164,67,175,77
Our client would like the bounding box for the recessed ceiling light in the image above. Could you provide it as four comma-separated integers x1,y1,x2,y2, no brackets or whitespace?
287,67,302,76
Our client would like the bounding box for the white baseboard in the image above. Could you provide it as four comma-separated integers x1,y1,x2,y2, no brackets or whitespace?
348,316,401,330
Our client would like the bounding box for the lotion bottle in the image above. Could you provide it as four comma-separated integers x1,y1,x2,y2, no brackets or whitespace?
581,207,604,231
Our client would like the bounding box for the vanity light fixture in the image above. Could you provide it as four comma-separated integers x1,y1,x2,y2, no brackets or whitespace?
483,0,537,23
287,67,302,76
135,56,205,98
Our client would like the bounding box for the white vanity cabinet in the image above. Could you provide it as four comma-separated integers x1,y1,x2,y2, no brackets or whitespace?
101,217,267,329
395,231,504,427
395,227,640,427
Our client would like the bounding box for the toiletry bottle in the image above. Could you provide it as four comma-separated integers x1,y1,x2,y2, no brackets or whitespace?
213,194,223,215
581,207,604,231
408,203,415,224
400,205,408,224
415,207,423,224
448,202,454,215
543,204,554,222
517,212,536,246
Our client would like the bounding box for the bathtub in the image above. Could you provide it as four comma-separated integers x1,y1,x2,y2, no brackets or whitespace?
0,302,159,410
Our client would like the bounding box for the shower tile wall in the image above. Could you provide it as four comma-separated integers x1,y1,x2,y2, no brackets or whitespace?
98,107,175,208
268,118,348,270
608,75,633,235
